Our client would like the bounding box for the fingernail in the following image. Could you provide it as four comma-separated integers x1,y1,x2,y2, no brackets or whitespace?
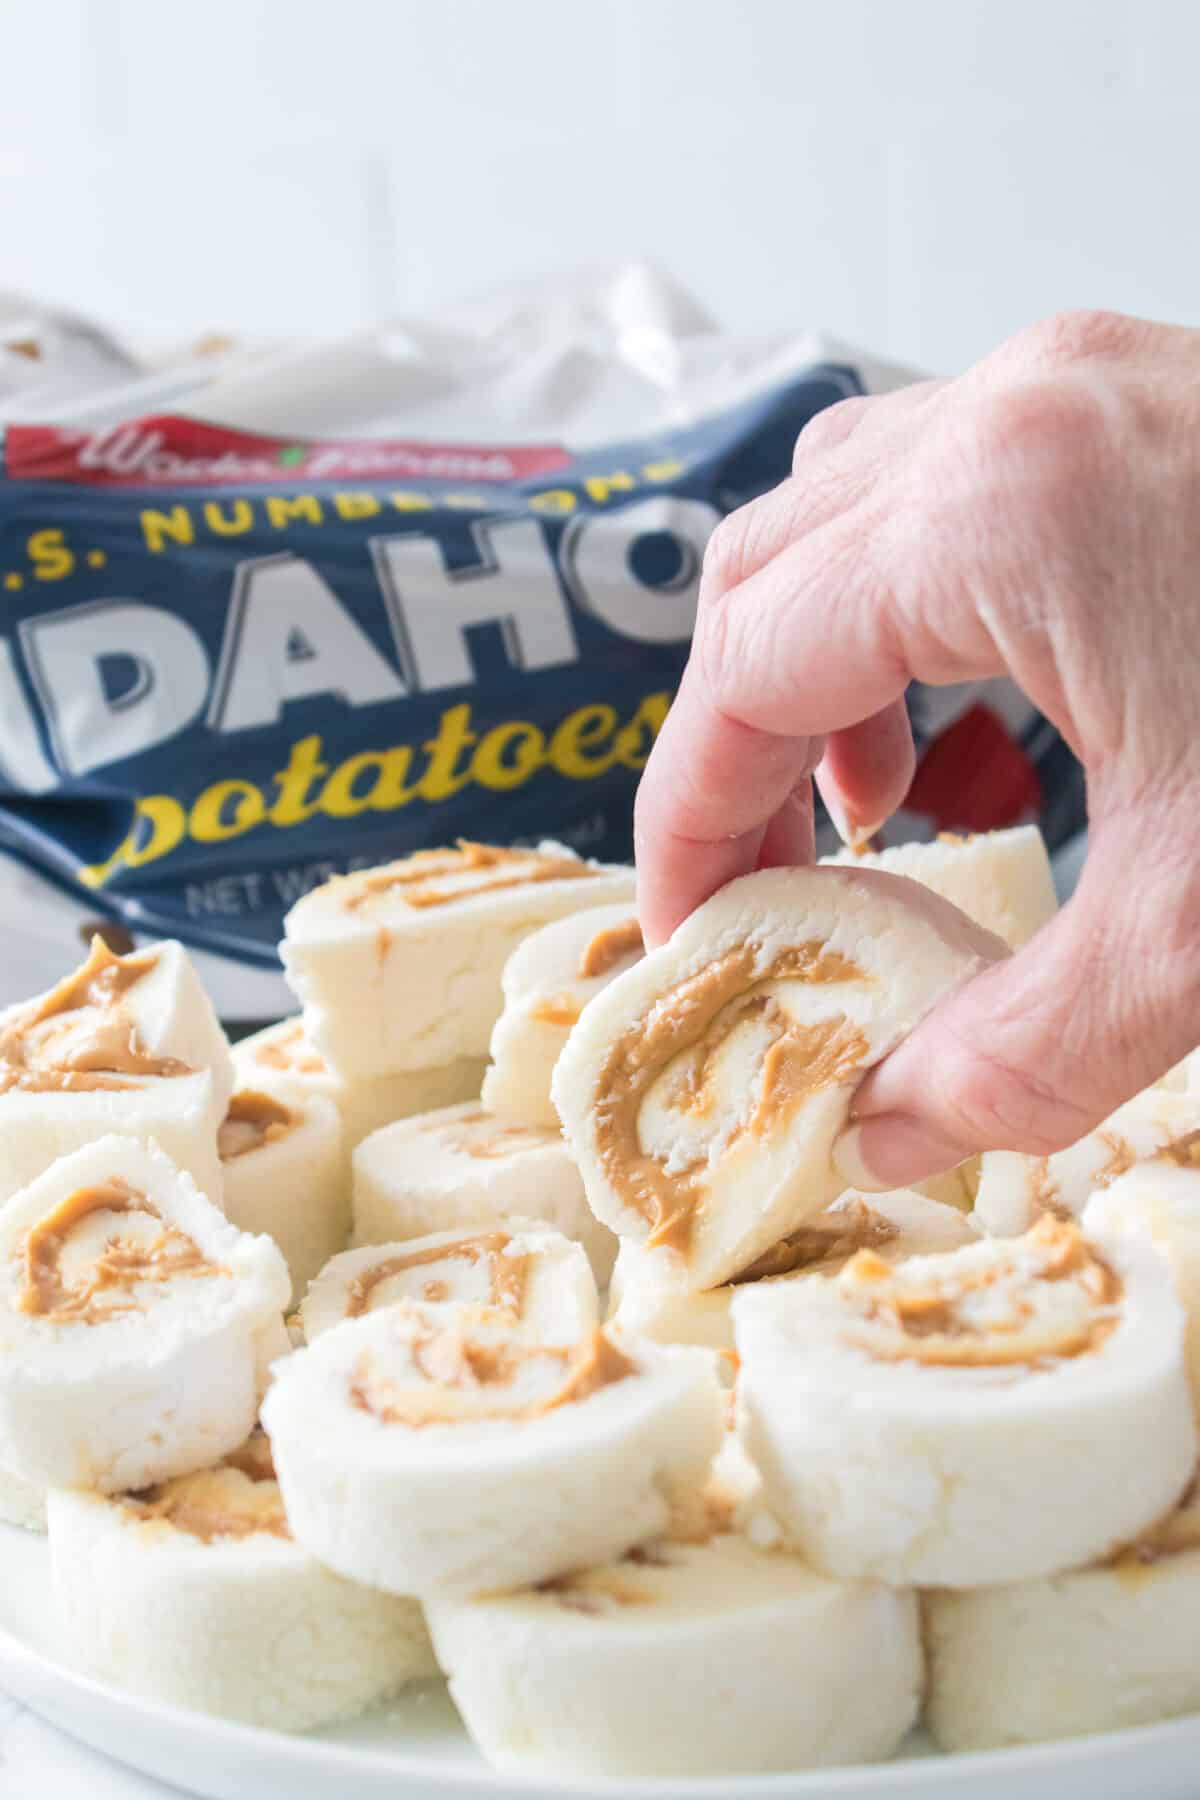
834,1116,968,1193
822,789,883,854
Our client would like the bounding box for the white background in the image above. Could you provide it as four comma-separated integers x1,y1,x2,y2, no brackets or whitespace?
1,0,1199,372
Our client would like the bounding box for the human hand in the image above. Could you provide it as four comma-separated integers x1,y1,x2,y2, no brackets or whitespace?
634,310,1200,1188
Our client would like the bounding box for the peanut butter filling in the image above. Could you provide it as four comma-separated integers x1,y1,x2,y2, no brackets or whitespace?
577,917,643,981
350,1324,635,1428
0,938,191,1094
218,1089,298,1161
592,939,869,1255
531,994,582,1028
342,841,598,912
1159,1129,1200,1169
839,1218,1122,1367
17,1178,223,1322
446,1111,559,1161
123,1434,288,1543
254,1019,326,1076
345,1231,531,1320
730,1198,900,1285
538,1568,658,1614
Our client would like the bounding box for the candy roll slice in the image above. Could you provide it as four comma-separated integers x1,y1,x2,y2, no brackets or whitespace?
0,936,234,1202
0,1135,290,1492
262,1307,722,1599
553,865,1006,1291
219,1084,346,1303
824,824,1057,949
300,1222,597,1343
1085,1154,1200,1405
482,903,643,1127
0,1462,46,1532
734,1217,1196,1586
48,1430,435,1731
281,841,635,1080
974,1088,1200,1236
232,1016,485,1153
925,1478,1200,1751
427,1487,920,1777
352,1101,616,1283
610,1189,977,1351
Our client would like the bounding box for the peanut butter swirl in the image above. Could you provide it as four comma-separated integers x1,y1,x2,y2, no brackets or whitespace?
0,938,191,1094
342,841,599,913
730,1198,900,1285
593,940,869,1255
253,1020,326,1077
577,917,643,981
218,1089,298,1161
838,1218,1122,1367
350,1323,635,1428
17,1178,223,1323
345,1231,531,1320
123,1433,289,1543
447,1110,559,1161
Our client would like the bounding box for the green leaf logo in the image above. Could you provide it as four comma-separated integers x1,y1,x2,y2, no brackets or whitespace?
277,445,305,467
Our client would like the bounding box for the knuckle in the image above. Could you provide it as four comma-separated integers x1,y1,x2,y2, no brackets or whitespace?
701,506,754,595
1016,307,1139,370
792,397,869,467
969,376,1119,517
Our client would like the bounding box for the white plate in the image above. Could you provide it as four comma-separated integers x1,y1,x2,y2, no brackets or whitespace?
4,1524,1200,1800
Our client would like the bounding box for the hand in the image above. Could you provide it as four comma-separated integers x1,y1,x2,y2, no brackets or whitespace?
634,310,1200,1188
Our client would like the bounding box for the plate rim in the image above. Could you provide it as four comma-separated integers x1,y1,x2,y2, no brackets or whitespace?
7,1577,1200,1800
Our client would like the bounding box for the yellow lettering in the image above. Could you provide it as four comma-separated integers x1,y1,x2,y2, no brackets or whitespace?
417,702,478,801
583,471,635,504
642,458,685,483
471,719,546,791
190,779,266,843
141,506,194,553
265,495,323,529
529,488,577,516
319,748,418,818
445,493,492,511
27,527,74,581
613,691,671,769
79,794,187,887
202,499,254,537
547,703,620,779
333,492,382,521
390,491,434,513
269,734,330,827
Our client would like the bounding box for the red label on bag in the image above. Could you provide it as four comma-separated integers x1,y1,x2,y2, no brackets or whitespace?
4,417,573,489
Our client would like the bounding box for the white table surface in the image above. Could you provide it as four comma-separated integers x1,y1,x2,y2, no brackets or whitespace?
0,1689,196,1798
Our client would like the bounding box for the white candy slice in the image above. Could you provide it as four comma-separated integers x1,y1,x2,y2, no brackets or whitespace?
262,1307,722,1599
926,1478,1200,1751
281,841,635,1079
0,1135,290,1492
0,1462,46,1532
48,1431,435,1731
219,1084,345,1304
553,865,1006,1291
301,1223,597,1344
352,1101,616,1284
734,1217,1196,1586
610,1189,977,1352
232,1016,484,1152
824,825,1057,949
1085,1154,1200,1406
0,937,233,1203
482,902,643,1127
974,1088,1200,1236
428,1525,920,1779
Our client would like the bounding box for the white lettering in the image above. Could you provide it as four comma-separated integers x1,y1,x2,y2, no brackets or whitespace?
560,496,720,643
208,553,406,733
371,517,577,693
19,602,210,778
0,637,56,792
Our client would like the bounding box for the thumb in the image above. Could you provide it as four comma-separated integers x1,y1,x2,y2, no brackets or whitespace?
834,803,1200,1190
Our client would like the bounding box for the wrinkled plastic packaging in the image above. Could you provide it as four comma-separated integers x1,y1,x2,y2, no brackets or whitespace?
0,267,1083,1016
